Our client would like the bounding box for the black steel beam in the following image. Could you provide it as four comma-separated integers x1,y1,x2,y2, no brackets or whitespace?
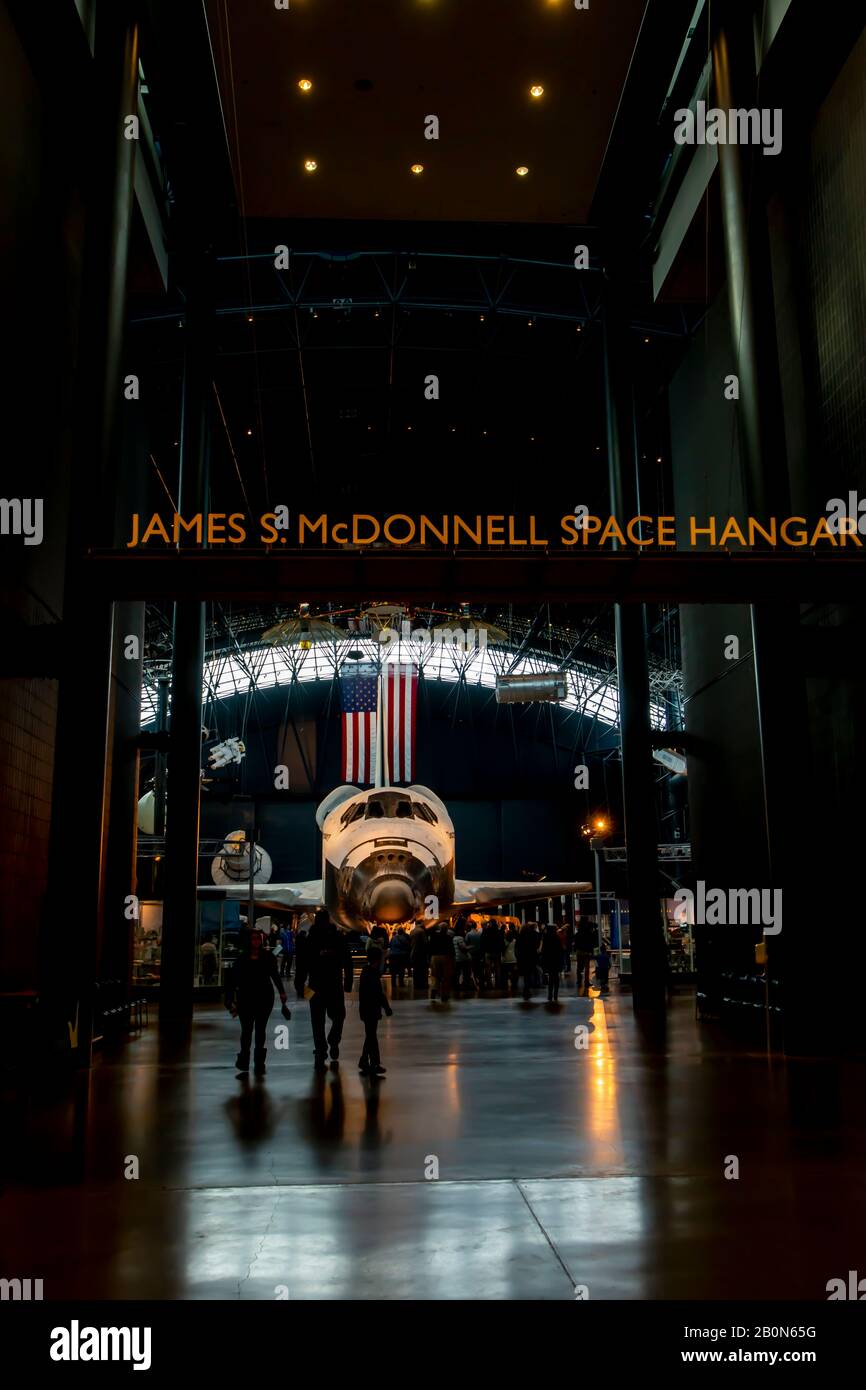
83,550,866,605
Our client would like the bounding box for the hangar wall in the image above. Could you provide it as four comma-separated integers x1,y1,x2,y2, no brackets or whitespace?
668,27,866,1034
0,4,83,988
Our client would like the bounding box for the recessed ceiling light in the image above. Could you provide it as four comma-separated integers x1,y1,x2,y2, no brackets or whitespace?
410,164,424,175
304,158,318,172
516,165,529,177
530,85,544,98
298,78,313,92
247,314,254,323
246,429,252,437
479,314,485,321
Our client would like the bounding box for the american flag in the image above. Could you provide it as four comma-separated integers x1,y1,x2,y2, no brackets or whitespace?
382,661,419,783
341,663,378,784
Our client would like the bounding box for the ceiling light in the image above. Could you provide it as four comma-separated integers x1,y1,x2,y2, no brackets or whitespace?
247,315,254,323
530,85,544,98
298,78,313,92
304,158,318,172
516,165,529,176
410,164,424,175
246,429,252,437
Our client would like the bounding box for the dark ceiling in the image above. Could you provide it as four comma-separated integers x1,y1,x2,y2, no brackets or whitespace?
204,0,648,224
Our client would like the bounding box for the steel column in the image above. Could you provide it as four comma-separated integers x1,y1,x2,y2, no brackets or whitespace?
42,0,139,1065
712,0,809,1052
159,259,213,1026
603,269,668,1012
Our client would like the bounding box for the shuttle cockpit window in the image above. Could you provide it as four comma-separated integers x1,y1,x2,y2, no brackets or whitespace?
365,801,385,819
412,802,438,824
341,802,367,826
396,802,413,818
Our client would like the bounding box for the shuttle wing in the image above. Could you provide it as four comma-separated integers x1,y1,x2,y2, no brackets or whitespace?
198,880,324,910
453,879,593,909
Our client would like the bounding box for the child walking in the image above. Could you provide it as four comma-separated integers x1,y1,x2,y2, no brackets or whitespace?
358,945,393,1077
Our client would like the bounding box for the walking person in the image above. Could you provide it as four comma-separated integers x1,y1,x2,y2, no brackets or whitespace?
515,921,540,1001
482,918,504,990
595,942,612,995
224,927,289,1075
306,909,353,1066
278,920,295,980
428,921,455,1002
358,945,393,1078
452,917,473,992
409,918,429,990
541,923,565,1002
557,917,571,976
294,913,312,998
575,916,597,996
387,926,410,989
465,917,485,992
502,928,518,992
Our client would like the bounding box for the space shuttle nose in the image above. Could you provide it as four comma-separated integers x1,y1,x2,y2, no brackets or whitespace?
369,880,416,924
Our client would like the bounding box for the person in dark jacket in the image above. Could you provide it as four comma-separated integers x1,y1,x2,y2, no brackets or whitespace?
358,945,393,1077
428,922,454,1002
293,919,310,998
306,909,353,1065
541,923,565,1002
387,927,410,989
225,928,288,1074
515,921,540,1001
278,922,294,980
409,919,429,989
575,916,598,995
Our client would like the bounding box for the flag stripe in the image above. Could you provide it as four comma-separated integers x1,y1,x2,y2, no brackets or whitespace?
381,662,418,782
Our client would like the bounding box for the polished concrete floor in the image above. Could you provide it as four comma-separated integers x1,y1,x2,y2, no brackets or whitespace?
3,983,865,1300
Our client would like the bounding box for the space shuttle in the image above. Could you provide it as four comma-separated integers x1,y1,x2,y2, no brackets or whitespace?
200,670,592,930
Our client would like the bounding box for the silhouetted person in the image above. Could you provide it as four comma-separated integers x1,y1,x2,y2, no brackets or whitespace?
225,928,288,1074
307,909,353,1065
595,944,611,995
294,916,311,998
452,916,473,992
516,922,539,1001
409,919,428,989
278,921,294,979
428,922,454,1002
388,927,410,988
200,935,218,985
541,923,565,1002
575,916,597,995
482,919,504,988
358,945,392,1077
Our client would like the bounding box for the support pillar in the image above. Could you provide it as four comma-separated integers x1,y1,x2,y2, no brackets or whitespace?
159,260,213,1028
100,600,145,987
712,0,809,1052
602,269,668,1013
43,0,139,1064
